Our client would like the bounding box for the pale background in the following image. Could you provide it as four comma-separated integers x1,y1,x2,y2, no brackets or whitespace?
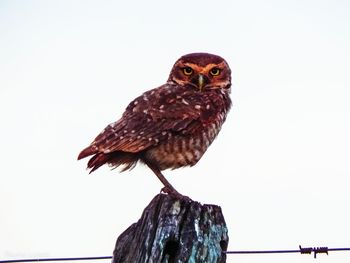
1,1,350,262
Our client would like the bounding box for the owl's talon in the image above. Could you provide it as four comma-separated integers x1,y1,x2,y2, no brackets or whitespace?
161,186,178,195
160,186,191,201
160,186,171,194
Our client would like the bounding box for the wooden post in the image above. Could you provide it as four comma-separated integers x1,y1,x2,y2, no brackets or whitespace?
112,193,229,263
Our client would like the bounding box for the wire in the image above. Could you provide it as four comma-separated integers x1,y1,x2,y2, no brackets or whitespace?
1,246,350,262
225,245,350,258
0,256,112,263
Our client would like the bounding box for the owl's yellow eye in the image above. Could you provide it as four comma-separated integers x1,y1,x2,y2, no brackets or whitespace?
210,68,221,76
183,67,193,76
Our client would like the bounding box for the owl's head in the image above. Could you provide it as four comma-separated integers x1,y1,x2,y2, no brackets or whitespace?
168,53,231,91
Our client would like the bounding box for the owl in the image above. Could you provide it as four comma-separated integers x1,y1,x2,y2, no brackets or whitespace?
78,53,232,195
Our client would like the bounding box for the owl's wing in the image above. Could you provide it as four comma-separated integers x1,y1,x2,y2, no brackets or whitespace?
78,84,207,159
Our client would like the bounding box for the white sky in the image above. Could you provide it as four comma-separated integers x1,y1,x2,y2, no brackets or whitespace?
1,0,350,262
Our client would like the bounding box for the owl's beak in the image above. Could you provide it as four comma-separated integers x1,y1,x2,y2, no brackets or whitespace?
198,74,204,91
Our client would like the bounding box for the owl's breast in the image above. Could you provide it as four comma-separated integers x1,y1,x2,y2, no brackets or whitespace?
140,87,231,170
143,113,226,170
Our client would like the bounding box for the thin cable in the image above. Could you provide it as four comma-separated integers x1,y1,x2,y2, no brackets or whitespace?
225,246,350,258
0,256,112,263
1,246,350,262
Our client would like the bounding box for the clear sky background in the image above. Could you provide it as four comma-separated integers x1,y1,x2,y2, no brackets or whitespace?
1,1,350,262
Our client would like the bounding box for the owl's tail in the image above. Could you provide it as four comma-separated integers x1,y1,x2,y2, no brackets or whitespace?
79,150,139,173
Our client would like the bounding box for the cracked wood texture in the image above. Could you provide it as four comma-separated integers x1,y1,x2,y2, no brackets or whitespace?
112,193,229,263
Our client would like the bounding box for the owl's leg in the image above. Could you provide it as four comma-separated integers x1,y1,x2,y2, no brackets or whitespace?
144,161,180,196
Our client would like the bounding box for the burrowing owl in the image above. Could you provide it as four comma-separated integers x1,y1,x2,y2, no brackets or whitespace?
78,53,232,195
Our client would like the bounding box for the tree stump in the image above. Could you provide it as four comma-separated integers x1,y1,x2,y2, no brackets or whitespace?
112,193,229,263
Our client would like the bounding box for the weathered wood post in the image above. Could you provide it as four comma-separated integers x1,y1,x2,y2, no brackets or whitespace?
112,193,229,263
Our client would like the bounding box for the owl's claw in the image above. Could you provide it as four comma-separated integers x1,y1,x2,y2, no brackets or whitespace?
160,186,179,195
160,186,191,201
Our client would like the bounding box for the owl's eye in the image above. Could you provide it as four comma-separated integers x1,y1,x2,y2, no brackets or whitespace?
183,67,193,76
210,68,221,76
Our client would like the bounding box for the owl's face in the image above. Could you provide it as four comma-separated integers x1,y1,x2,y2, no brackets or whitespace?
168,53,231,91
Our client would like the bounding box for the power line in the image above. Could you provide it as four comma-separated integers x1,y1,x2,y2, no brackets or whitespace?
1,246,350,263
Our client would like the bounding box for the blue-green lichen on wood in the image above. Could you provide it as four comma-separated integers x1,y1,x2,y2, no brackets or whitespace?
112,194,229,263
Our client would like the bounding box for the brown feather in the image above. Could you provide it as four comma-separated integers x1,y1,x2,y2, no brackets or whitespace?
86,152,139,173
